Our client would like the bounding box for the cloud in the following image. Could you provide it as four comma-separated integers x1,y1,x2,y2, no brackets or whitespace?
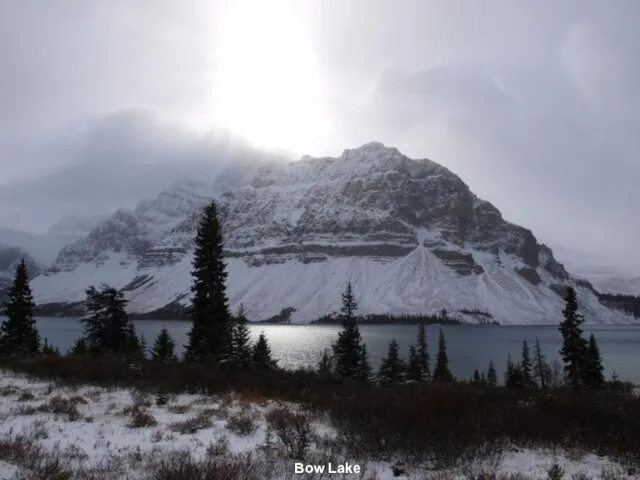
0,0,639,272
0,107,265,231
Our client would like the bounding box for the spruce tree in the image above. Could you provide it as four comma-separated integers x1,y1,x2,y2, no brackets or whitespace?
318,349,333,375
69,337,88,356
0,259,40,356
520,340,534,388
416,323,431,381
584,333,605,389
377,339,406,382
532,337,549,390
505,353,524,388
559,287,588,391
331,281,366,380
230,304,253,367
150,328,177,363
41,338,59,356
252,332,276,369
487,360,497,387
407,345,423,381
357,343,372,382
184,200,233,364
81,285,140,357
472,367,481,384
433,328,453,382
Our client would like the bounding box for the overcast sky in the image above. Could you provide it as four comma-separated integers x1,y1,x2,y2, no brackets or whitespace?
0,0,638,273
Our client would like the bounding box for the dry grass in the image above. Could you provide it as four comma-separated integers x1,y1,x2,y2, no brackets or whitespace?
169,411,213,434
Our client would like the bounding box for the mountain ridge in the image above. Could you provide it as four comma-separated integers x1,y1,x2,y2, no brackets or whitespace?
28,142,634,325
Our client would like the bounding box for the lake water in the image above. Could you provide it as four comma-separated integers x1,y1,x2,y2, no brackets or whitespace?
30,317,640,384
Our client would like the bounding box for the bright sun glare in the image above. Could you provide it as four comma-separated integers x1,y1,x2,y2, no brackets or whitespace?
211,0,331,155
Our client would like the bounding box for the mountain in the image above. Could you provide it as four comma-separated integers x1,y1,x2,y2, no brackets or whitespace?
30,142,633,324
0,244,42,298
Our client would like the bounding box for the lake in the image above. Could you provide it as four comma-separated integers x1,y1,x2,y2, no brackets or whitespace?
30,317,640,384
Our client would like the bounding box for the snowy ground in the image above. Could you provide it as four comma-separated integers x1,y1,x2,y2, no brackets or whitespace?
0,370,636,479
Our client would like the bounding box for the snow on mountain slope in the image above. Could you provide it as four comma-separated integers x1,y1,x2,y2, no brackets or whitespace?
31,142,634,324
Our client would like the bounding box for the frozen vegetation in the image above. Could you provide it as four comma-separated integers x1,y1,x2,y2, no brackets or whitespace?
0,370,637,480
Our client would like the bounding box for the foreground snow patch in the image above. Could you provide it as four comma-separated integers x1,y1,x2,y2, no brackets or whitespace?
0,370,636,479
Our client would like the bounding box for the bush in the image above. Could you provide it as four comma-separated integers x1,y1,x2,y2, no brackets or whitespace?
2,355,640,467
170,412,213,434
226,410,259,436
149,449,265,480
40,396,82,421
265,407,311,459
547,463,564,480
128,406,158,428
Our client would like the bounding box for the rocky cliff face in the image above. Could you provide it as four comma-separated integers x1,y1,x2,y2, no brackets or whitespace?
30,142,630,324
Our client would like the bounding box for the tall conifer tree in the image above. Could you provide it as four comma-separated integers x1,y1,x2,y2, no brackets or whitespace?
532,337,550,390
487,360,497,387
150,328,177,363
252,332,276,369
433,328,453,382
584,333,605,389
520,340,534,388
377,339,405,382
184,200,232,363
230,304,253,367
82,285,140,357
332,281,367,379
416,323,431,381
559,287,588,391
407,345,423,381
0,260,40,356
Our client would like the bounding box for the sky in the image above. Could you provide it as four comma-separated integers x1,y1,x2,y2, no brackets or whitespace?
0,0,638,273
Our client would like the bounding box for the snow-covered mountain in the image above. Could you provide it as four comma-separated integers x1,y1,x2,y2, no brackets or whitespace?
31,142,634,324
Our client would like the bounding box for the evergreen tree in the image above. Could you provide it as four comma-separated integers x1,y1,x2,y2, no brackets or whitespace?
487,360,497,387
532,337,550,390
41,338,59,356
318,349,333,375
69,337,88,356
377,339,406,382
184,200,233,363
0,259,40,356
472,367,481,384
150,328,177,363
230,304,253,367
81,285,140,357
559,287,589,391
357,343,372,382
135,334,147,362
584,333,605,389
252,332,276,369
331,281,366,380
433,328,453,382
520,340,535,388
505,353,524,388
407,345,423,381
416,323,431,381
